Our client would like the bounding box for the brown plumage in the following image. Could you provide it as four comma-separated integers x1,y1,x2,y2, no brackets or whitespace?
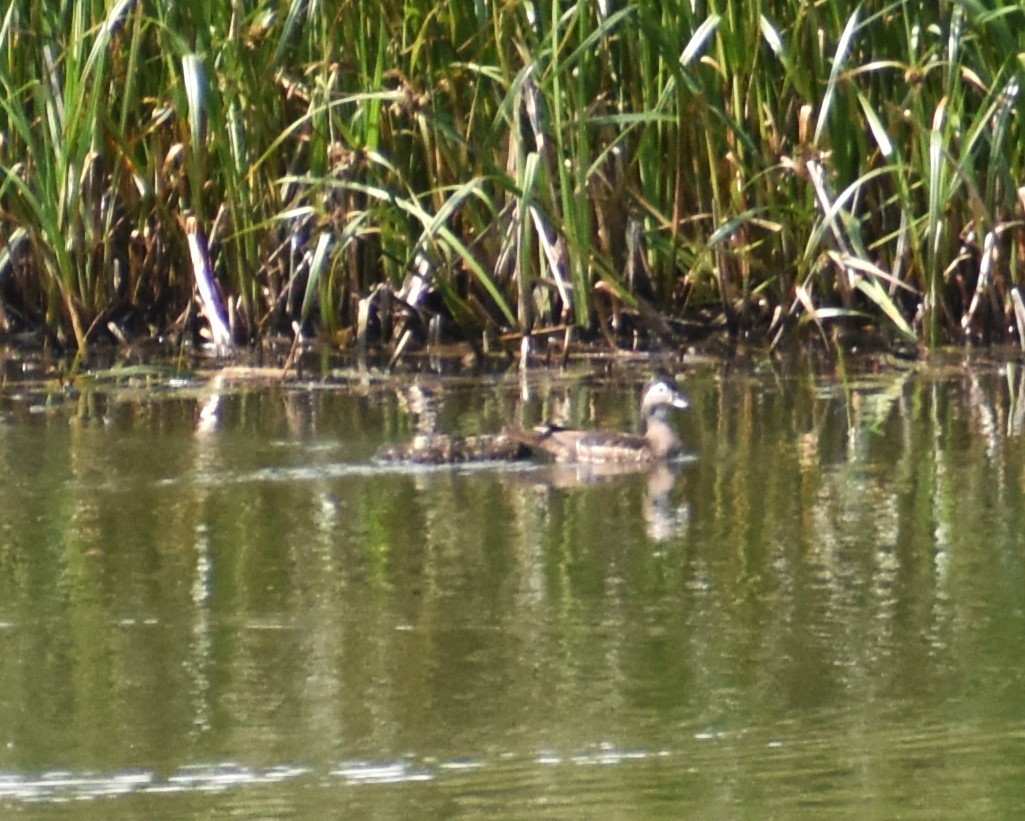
375,432,532,464
505,378,689,464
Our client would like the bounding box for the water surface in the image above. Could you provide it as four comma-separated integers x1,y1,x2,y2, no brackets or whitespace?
2,352,1025,817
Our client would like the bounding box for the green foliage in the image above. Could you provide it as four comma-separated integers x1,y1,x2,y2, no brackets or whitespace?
0,0,1022,349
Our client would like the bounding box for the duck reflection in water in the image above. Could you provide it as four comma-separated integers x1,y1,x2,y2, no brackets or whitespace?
527,459,691,544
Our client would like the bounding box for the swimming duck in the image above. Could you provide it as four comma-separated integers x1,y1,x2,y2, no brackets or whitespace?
506,377,689,463
374,383,534,464
375,432,532,464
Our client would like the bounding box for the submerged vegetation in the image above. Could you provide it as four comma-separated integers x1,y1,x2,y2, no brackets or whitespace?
0,0,1023,355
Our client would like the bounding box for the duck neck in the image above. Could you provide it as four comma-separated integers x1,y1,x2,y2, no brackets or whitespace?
644,414,680,459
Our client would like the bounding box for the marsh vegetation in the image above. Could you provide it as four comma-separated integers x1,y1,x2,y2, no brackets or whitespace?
0,1,1023,355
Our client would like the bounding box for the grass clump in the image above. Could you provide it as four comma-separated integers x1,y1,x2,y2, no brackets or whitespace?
0,0,1023,354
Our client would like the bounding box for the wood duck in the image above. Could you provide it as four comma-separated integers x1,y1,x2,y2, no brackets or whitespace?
506,377,689,463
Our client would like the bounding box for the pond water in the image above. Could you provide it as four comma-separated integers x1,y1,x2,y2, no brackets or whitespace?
2,350,1025,817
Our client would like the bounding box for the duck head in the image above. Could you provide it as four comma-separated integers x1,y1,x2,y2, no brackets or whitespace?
640,378,690,419
638,378,690,460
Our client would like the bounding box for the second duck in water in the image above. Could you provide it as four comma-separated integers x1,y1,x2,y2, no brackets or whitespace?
507,377,690,464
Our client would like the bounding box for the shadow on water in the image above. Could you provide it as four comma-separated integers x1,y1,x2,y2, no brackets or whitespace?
2,350,1025,816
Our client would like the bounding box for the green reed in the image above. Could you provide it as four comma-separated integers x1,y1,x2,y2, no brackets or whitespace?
0,0,1021,351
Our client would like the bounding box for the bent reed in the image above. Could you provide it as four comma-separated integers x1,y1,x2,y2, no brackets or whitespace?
0,0,1022,354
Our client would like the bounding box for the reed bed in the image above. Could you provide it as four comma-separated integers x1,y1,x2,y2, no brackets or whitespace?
0,0,1022,354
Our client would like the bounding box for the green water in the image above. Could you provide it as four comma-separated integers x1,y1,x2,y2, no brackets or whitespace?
2,353,1025,817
